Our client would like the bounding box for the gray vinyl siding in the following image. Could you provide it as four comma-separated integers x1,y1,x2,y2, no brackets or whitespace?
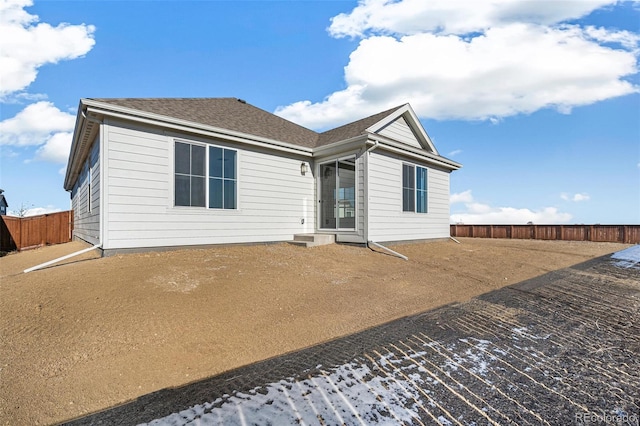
101,119,315,250
72,135,100,245
376,117,422,149
367,150,451,242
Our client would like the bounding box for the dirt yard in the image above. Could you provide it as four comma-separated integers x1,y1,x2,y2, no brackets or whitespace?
0,238,631,425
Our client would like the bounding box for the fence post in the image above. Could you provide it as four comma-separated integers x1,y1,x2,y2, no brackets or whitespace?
19,216,23,250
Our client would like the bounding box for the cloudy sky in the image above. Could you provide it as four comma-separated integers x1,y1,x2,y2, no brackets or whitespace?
0,0,638,223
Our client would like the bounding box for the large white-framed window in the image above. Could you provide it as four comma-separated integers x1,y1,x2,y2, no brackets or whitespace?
402,163,428,213
174,140,237,209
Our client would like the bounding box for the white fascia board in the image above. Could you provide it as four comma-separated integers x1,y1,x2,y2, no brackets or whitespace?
365,104,439,155
370,134,462,170
63,101,89,190
82,99,314,157
312,134,369,158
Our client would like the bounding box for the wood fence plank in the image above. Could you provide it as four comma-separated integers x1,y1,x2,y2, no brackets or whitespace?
0,211,74,252
450,224,640,244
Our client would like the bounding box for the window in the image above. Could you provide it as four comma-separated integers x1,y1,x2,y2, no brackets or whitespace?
416,166,427,213
174,141,237,209
402,164,428,213
208,146,236,209
175,142,206,207
88,164,93,213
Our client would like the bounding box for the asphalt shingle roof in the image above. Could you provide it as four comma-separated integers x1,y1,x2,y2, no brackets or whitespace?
89,98,406,149
317,105,405,146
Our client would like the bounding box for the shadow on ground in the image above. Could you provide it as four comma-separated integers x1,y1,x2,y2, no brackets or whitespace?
62,255,640,426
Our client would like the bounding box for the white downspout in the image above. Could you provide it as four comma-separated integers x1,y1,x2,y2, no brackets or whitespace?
363,140,379,244
367,240,408,261
24,244,101,273
24,108,106,273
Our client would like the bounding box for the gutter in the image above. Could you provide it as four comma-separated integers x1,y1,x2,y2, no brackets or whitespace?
364,140,379,154
368,134,462,171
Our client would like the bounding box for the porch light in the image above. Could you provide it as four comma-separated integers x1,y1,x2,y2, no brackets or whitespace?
300,162,309,175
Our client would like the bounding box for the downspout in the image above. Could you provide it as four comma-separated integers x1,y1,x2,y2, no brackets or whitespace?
82,108,106,250
362,140,379,244
367,241,408,261
24,244,101,273
364,139,379,154
24,108,106,272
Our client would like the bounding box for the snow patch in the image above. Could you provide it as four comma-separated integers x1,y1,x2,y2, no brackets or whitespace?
611,245,640,269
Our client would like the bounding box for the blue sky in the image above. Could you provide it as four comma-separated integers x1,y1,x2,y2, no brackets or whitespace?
0,0,638,224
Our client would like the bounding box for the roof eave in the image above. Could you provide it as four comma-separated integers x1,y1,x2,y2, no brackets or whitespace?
63,100,93,191
368,133,462,171
81,99,315,156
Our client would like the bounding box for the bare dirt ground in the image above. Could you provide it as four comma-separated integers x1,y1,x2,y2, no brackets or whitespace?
0,238,631,425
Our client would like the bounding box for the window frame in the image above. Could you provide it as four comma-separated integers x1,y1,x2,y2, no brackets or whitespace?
402,163,428,214
173,139,238,210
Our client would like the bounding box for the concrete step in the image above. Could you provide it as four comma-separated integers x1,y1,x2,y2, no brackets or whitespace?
290,233,335,248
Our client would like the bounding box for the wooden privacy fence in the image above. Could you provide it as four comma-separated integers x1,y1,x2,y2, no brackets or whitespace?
0,211,74,252
451,224,640,244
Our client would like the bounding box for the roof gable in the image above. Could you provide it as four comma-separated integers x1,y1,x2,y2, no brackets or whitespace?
316,105,405,147
366,104,438,155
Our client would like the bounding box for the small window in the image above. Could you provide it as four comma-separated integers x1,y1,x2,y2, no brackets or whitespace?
402,164,428,213
174,141,237,209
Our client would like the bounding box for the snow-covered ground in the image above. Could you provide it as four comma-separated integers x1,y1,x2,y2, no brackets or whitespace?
611,244,640,269
141,338,497,426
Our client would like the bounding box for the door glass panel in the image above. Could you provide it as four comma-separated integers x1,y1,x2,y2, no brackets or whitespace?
337,160,355,229
320,163,336,229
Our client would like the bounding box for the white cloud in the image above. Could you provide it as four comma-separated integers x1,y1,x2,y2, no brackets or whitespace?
450,190,572,224
447,149,462,157
34,131,73,164
450,189,473,204
561,192,591,202
328,0,616,38
277,1,639,129
0,0,95,98
0,101,75,166
0,101,75,145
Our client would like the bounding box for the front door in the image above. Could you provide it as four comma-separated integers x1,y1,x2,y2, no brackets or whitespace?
320,158,356,230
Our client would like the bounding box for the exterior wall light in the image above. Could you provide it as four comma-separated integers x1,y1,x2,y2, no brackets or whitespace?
301,162,309,175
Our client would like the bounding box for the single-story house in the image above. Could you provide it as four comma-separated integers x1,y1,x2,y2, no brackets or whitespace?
64,98,461,254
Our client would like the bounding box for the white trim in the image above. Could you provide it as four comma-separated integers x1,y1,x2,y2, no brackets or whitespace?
401,162,429,214
100,122,107,248
172,138,239,211
370,135,461,170
366,104,439,155
316,155,358,232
